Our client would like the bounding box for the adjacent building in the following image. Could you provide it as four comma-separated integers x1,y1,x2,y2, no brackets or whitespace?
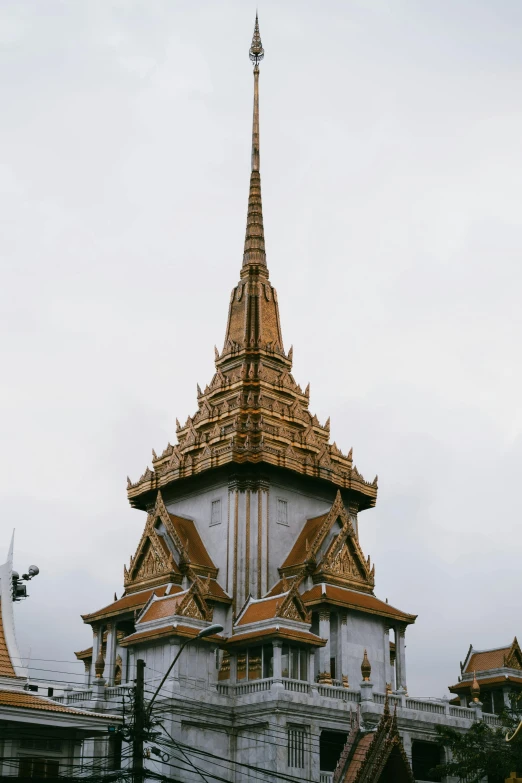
0,537,120,780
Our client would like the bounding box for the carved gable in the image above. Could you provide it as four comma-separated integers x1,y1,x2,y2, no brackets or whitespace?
506,638,522,670
276,585,310,624
177,583,213,622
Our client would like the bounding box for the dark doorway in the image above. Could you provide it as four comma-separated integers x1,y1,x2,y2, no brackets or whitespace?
411,740,442,782
320,730,348,772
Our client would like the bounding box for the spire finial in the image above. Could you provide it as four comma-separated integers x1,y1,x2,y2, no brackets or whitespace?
243,14,266,267
471,670,480,703
249,12,264,66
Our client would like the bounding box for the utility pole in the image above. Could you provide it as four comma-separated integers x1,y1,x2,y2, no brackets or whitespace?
132,658,146,783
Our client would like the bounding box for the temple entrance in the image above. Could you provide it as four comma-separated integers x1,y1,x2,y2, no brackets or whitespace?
411,740,443,781
319,730,348,772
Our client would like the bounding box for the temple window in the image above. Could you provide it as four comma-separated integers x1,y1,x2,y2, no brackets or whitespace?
210,499,222,526
236,645,274,681
287,727,305,769
277,499,288,525
18,758,60,779
319,730,348,772
281,645,308,681
411,740,443,782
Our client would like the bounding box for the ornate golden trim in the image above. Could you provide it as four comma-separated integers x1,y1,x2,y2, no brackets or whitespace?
226,490,230,593
233,490,239,614
266,489,269,591
257,489,262,598
245,490,251,599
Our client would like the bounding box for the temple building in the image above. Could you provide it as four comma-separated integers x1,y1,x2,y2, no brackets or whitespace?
65,15,506,783
0,536,119,779
448,638,522,715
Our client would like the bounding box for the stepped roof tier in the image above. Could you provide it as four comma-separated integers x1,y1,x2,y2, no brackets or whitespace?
126,14,377,513
448,637,522,698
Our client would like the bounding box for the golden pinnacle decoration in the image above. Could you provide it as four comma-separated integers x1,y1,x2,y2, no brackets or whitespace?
471,670,480,703
249,12,264,65
361,648,371,682
94,648,105,679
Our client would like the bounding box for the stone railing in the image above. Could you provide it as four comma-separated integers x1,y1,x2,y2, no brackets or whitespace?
449,705,476,720
482,712,502,727
317,684,360,703
319,773,333,783
405,698,445,715
284,679,310,694
53,689,93,704
373,692,401,708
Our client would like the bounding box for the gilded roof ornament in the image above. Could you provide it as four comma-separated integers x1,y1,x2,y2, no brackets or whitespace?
249,12,264,66
471,670,480,703
361,648,371,682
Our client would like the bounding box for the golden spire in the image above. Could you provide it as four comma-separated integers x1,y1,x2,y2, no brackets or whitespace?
243,13,266,268
361,649,371,682
471,670,480,703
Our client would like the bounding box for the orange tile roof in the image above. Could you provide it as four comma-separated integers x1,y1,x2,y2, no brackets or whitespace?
82,586,170,622
0,689,118,720
227,627,326,647
266,577,298,597
204,579,231,601
449,675,522,692
140,594,185,623
120,625,224,647
301,584,416,624
281,514,328,569
0,600,16,677
465,648,511,673
168,514,216,569
237,595,289,626
343,733,374,783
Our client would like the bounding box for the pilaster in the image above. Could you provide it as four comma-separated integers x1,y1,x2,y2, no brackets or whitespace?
318,610,332,684
340,613,349,687
105,623,118,687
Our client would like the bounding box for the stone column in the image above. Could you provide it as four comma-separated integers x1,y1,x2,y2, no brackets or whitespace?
229,652,237,685
308,649,317,685
340,614,349,687
92,625,103,667
272,640,283,682
395,626,407,692
168,639,182,693
318,610,332,684
105,623,118,687
383,624,391,692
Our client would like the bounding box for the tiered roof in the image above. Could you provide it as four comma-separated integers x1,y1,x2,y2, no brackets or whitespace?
449,637,522,695
80,17,415,656
126,18,377,515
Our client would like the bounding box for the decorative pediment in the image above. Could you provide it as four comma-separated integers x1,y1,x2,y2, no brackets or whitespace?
276,584,311,624
279,491,374,592
317,521,375,592
505,638,522,670
176,583,213,622
124,531,179,589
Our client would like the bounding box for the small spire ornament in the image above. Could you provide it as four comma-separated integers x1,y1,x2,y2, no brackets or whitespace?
361,649,371,682
94,647,105,679
471,670,481,703
249,12,264,65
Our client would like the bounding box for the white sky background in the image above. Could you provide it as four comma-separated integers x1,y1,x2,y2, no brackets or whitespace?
1,0,522,697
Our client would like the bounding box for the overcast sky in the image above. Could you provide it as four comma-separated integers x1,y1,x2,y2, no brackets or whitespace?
1,0,522,697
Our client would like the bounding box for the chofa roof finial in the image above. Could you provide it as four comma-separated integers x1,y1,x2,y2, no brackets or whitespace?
249,12,264,66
